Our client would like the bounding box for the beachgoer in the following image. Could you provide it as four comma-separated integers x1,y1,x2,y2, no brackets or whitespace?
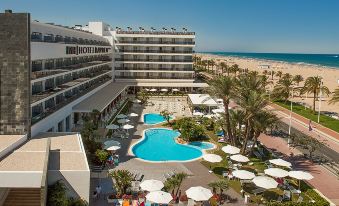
95,185,102,199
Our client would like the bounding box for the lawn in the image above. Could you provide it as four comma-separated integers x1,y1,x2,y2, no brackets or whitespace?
274,100,339,133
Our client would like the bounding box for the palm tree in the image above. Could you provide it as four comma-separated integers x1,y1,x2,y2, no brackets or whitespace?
302,76,330,113
210,59,215,75
293,74,304,86
282,73,292,80
208,180,229,204
205,76,235,145
173,172,188,197
329,87,339,104
230,64,240,76
262,70,268,76
275,71,283,79
270,70,275,80
109,170,134,194
272,75,294,102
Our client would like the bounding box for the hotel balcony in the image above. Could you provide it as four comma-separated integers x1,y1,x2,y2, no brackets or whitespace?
115,40,195,45
114,67,194,72
115,75,194,80
31,60,111,81
116,49,194,54
116,30,195,35
31,67,111,104
115,58,192,63
31,75,111,124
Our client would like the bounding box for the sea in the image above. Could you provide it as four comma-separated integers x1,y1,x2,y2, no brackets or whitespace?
202,52,339,69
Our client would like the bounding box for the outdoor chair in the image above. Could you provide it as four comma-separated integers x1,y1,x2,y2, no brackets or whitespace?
283,190,291,201
187,199,195,206
252,187,265,195
296,196,303,203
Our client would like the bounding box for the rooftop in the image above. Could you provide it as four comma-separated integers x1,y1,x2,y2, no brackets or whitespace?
116,30,195,35
188,94,219,106
0,135,26,157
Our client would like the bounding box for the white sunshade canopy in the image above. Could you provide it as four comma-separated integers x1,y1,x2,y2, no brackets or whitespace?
186,186,213,201
222,145,240,155
252,176,278,189
202,154,222,163
232,170,256,180
289,171,314,180
212,108,225,114
133,99,141,103
105,145,121,151
140,179,164,192
106,124,120,130
116,114,128,119
264,168,289,178
230,154,250,163
117,119,130,124
160,88,168,92
146,191,173,204
188,94,219,107
269,159,292,168
193,112,204,116
129,113,139,117
172,88,179,92
122,124,134,130
150,89,157,92
144,89,150,91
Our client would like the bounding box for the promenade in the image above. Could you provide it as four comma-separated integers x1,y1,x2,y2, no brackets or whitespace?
262,104,339,206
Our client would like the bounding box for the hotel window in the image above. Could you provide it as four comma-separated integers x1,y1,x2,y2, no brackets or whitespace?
64,36,71,43
71,37,78,43
45,59,54,70
32,60,43,72
44,34,54,42
55,58,63,68
31,32,42,41
55,35,63,42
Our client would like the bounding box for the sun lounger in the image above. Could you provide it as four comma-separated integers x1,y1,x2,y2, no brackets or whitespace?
253,151,263,160
187,199,195,206
283,190,291,201
252,187,265,195
137,174,144,182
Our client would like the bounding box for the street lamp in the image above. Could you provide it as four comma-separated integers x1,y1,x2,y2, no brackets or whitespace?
288,86,295,146
317,81,323,123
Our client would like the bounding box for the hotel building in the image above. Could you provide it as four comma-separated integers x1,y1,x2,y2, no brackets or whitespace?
0,10,206,205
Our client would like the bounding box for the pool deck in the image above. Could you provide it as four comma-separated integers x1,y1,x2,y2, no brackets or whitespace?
90,97,245,206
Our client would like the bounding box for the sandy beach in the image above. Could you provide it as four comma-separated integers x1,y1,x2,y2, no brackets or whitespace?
197,53,339,114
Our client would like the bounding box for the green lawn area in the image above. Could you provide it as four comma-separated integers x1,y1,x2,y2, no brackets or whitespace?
274,100,339,133
201,129,329,205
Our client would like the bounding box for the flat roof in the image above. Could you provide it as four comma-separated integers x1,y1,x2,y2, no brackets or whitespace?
73,82,129,113
0,135,26,155
0,132,88,188
135,82,209,88
188,94,219,106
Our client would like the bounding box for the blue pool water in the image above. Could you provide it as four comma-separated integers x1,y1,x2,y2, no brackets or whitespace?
188,141,215,150
132,128,203,162
143,113,172,125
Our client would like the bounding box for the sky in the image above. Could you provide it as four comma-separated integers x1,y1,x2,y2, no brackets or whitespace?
2,0,339,54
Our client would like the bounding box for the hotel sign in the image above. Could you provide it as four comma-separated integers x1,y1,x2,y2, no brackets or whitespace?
66,45,111,55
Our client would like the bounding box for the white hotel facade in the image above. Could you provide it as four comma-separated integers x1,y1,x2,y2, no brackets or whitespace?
0,11,206,205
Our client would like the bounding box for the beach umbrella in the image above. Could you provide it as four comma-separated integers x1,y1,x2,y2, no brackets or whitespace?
232,170,256,180
186,186,213,201
129,112,139,117
104,145,121,151
104,140,121,147
146,191,173,204
140,179,164,192
117,119,130,124
230,154,250,163
204,114,214,119
133,99,141,103
122,124,134,130
252,176,278,189
193,112,204,116
160,88,168,92
116,114,127,119
106,124,119,130
264,168,289,178
150,88,157,92
172,88,179,92
289,171,314,190
269,159,292,168
289,171,313,180
212,108,225,114
222,145,240,155
144,88,150,91
202,154,222,163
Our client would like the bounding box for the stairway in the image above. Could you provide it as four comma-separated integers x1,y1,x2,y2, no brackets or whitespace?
3,188,41,206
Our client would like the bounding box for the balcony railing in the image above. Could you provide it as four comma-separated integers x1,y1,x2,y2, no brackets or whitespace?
31,35,111,46
115,67,193,71
31,76,111,124
116,50,194,54
116,30,195,35
115,76,194,80
115,58,192,63
115,41,195,45
31,60,111,80
31,69,111,103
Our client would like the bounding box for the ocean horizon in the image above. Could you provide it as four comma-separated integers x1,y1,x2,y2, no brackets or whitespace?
201,52,339,69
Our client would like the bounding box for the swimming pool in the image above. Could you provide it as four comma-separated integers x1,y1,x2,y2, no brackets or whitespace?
132,128,203,162
187,141,215,150
143,113,173,125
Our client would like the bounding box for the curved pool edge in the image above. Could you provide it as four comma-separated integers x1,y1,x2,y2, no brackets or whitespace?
142,112,175,125
129,128,205,163
186,141,217,151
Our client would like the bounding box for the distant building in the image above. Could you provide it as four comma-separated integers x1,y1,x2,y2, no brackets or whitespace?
258,64,271,69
